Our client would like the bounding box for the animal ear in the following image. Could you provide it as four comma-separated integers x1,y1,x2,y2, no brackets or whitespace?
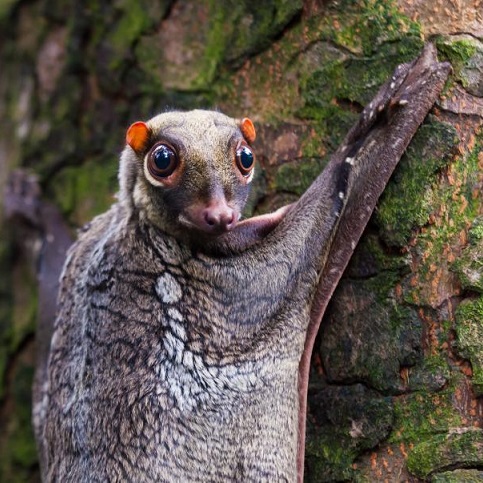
126,121,150,153
240,117,256,144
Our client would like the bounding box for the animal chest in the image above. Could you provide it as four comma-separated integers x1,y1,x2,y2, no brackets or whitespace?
45,215,304,480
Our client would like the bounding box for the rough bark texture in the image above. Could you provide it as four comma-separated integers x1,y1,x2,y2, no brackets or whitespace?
0,1,482,481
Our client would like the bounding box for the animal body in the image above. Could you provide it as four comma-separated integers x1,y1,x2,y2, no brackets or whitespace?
34,45,449,482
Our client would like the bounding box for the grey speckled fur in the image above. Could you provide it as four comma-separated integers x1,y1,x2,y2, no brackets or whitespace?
35,46,450,482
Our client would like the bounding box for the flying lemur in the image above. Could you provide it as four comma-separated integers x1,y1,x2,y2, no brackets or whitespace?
33,45,449,481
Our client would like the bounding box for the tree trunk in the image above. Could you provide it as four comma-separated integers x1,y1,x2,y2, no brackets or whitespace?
1,1,482,481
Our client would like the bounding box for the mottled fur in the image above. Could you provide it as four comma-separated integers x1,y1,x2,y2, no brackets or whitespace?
36,46,450,482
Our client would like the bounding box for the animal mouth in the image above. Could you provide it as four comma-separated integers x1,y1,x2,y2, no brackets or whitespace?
178,214,237,236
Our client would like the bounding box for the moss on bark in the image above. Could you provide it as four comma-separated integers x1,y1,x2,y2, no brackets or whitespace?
454,297,483,396
407,429,483,479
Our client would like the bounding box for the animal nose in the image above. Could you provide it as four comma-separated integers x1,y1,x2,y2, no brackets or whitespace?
204,202,236,231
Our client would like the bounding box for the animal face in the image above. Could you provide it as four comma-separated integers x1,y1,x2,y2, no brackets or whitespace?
123,110,256,240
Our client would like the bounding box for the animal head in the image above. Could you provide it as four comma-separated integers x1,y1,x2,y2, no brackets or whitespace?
119,110,256,243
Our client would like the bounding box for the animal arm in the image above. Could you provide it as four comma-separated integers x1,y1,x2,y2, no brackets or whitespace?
296,43,450,480
211,46,450,481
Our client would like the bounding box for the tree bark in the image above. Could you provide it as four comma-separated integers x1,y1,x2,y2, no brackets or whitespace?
0,1,482,481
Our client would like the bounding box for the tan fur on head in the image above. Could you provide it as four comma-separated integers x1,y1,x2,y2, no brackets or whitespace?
118,110,255,242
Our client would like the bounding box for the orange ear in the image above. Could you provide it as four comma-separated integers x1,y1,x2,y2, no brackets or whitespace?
240,117,256,144
126,121,150,152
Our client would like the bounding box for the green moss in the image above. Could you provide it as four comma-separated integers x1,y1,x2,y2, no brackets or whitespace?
376,119,459,247
299,0,422,107
194,0,303,89
299,45,423,154
10,366,37,466
407,429,483,479
437,37,478,66
408,354,450,392
274,157,327,196
106,0,169,70
436,36,479,85
213,11,312,119
468,217,483,244
297,0,421,58
301,39,423,121
346,231,410,279
453,217,483,293
196,2,227,88
307,111,359,160
306,438,356,482
298,0,423,155
111,2,151,48
0,364,38,482
453,249,483,294
207,0,303,66
0,0,19,25
305,385,393,482
48,155,119,226
390,385,462,445
18,74,88,178
454,297,483,396
399,134,483,308
320,274,422,393
432,469,483,482
214,0,422,126
136,2,214,93
436,36,483,97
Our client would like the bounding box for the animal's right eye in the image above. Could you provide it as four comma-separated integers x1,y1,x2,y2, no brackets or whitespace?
148,144,178,179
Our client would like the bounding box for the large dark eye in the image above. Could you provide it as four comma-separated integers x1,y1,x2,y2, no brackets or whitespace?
236,144,254,176
148,144,178,178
